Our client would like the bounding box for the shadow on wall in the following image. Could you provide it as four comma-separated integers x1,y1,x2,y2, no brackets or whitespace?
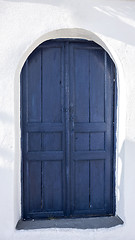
3,0,135,46
117,140,125,219
117,138,135,223
117,137,135,221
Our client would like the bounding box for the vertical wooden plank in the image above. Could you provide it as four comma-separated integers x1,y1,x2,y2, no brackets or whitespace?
43,161,63,211
28,49,41,122
74,161,89,210
70,45,90,214
42,47,62,123
69,43,75,215
90,49,105,123
29,161,41,212
90,160,105,209
74,48,90,123
65,42,70,216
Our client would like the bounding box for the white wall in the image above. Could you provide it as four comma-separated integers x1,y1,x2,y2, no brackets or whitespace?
0,0,135,239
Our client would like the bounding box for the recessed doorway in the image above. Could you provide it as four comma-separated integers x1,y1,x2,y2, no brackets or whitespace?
21,39,116,219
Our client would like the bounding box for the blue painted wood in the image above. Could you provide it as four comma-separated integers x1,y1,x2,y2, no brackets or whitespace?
90,160,105,209
43,161,63,211
42,46,62,123
74,161,89,210
27,48,41,122
69,42,115,216
29,161,41,212
90,49,105,122
21,40,115,219
65,42,70,216
21,42,65,219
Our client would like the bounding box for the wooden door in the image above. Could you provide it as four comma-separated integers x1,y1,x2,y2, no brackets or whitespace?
21,40,115,219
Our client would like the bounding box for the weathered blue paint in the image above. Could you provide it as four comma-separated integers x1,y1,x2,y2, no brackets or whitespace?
21,40,115,219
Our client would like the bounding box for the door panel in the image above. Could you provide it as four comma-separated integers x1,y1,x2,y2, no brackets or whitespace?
42,47,63,123
75,133,89,151
74,48,90,123
90,159,105,209
29,161,42,212
69,42,114,216
21,40,115,219
22,42,65,219
74,161,89,210
42,161,63,211
42,132,62,151
28,49,41,123
90,49,105,122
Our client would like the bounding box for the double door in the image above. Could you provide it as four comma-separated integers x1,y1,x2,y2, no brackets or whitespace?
21,40,115,219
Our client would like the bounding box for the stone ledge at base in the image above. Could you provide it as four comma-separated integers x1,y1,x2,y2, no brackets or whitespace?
16,216,123,230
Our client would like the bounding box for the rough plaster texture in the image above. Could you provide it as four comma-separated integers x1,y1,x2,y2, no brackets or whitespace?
0,0,135,239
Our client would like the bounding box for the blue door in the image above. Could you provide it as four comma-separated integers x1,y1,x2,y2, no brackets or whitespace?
21,40,115,219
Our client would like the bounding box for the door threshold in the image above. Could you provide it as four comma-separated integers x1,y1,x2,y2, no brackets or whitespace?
16,215,123,230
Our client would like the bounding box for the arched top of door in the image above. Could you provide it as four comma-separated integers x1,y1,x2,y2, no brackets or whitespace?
19,28,119,73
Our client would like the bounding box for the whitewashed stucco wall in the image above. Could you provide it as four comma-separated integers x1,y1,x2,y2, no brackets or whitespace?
0,0,135,239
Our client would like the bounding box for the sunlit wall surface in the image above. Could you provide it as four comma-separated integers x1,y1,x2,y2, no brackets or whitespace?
0,0,135,239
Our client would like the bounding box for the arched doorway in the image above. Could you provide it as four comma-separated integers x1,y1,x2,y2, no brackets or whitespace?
21,39,116,219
